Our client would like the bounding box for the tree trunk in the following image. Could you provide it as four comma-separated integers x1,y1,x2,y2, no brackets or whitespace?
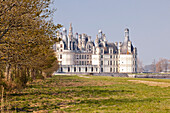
26,68,30,79
5,63,11,81
42,71,47,78
1,85,4,113
31,68,35,80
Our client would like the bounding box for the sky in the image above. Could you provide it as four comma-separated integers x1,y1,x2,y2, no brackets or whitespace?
53,0,170,65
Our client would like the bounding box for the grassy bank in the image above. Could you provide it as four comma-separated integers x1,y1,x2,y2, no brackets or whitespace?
0,75,170,112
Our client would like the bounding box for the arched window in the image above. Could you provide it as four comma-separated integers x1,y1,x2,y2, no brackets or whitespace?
74,67,76,72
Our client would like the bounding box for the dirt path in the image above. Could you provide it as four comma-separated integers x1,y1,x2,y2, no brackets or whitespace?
128,80,170,87
78,75,90,78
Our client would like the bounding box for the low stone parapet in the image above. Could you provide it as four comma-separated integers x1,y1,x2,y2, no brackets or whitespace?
128,74,170,78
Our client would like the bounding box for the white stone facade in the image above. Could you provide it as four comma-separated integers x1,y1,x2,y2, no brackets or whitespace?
54,24,137,73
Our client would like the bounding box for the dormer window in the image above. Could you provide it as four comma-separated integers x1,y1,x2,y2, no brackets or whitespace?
101,49,104,54
110,49,112,54
60,44,62,48
60,54,62,59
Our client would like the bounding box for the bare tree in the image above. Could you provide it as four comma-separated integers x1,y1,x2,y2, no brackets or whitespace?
161,59,168,72
156,60,162,72
156,58,168,72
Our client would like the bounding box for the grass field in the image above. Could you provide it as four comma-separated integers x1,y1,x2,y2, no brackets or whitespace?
1,75,170,113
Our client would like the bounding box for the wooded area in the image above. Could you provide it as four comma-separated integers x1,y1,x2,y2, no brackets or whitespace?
0,0,62,89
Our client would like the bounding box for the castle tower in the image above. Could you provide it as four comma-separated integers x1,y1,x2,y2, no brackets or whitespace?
68,23,73,50
68,36,70,50
118,42,122,54
128,41,132,54
69,23,73,39
88,36,91,42
103,34,107,42
124,28,129,42
98,30,102,39
82,34,86,49
95,35,99,47
62,28,67,44
75,33,78,39
78,34,82,50
114,42,118,47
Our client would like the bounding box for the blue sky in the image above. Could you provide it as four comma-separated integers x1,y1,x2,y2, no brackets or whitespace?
53,0,170,65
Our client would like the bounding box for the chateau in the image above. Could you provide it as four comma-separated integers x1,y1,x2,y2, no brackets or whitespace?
54,23,137,73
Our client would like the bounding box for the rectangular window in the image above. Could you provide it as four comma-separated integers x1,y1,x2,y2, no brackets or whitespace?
110,55,112,58
110,61,112,65
85,67,87,72
101,61,103,65
101,68,103,72
101,55,103,58
60,54,62,59
110,68,112,72
87,55,89,59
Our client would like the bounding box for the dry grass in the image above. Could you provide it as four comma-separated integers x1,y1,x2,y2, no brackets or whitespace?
128,80,170,87
58,77,116,87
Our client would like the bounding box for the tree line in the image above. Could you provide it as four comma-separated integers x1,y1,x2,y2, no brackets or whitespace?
138,58,170,73
0,0,61,89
